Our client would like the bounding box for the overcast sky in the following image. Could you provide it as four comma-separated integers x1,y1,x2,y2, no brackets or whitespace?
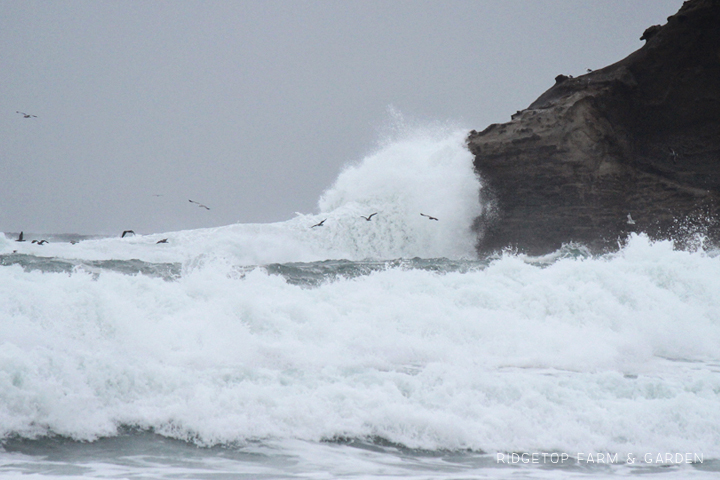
2,0,681,235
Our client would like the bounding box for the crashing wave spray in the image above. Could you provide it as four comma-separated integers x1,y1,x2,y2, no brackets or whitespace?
304,111,483,260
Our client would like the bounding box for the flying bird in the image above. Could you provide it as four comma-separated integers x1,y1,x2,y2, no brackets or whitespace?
668,147,679,164
627,214,636,225
156,238,168,244
16,111,37,118
31,239,48,245
360,213,378,221
311,219,327,228
121,230,135,238
189,199,210,210
16,231,25,242
420,213,439,221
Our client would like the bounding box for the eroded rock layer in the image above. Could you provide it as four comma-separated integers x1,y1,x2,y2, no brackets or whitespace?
468,0,720,254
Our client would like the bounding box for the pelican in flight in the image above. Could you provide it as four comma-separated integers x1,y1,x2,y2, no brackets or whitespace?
16,111,37,118
121,230,135,238
626,214,636,225
31,239,48,245
420,213,439,221
360,213,378,221
16,231,25,242
311,219,327,228
189,199,210,210
156,238,168,244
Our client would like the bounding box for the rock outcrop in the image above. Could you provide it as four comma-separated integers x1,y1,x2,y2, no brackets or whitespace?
468,0,720,254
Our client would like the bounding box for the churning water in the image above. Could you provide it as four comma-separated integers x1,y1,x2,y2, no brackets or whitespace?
2,126,719,479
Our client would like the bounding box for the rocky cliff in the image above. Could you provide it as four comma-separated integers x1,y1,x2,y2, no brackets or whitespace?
468,0,720,254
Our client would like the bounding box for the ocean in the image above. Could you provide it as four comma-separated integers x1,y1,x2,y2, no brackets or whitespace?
1,127,719,479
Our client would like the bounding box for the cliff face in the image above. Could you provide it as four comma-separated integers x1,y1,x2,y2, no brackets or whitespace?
468,0,720,254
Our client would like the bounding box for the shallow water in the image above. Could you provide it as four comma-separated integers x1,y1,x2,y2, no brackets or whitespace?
3,432,718,479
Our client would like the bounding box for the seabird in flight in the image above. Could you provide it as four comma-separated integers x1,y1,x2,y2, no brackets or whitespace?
668,147,679,164
121,230,135,238
189,199,210,210
16,111,37,118
360,213,378,221
420,213,439,221
156,238,168,244
627,214,636,225
311,219,327,228
31,239,48,245
16,231,25,242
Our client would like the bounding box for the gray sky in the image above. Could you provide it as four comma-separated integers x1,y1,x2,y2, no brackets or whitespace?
2,0,681,235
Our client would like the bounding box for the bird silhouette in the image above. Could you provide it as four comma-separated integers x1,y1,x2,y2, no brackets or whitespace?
121,230,135,238
156,238,168,244
627,214,636,225
16,231,25,242
311,219,327,228
189,199,210,210
31,239,48,245
360,213,378,221
420,213,439,221
16,111,37,118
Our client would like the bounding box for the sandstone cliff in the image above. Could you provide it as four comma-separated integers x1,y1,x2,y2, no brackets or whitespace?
468,0,720,254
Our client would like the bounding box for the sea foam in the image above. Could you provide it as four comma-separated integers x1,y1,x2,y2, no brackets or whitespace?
1,234,719,456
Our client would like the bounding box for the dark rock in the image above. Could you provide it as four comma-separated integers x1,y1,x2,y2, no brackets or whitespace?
640,24,663,41
468,0,720,255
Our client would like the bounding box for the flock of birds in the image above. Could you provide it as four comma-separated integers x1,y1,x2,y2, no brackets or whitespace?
12,197,212,246
13,110,211,245
15,211,640,247
13,107,441,231
12,212,442,247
